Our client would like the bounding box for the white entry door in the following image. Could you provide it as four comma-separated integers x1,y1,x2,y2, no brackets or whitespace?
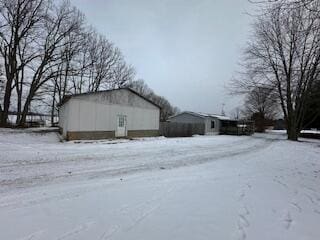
116,115,127,137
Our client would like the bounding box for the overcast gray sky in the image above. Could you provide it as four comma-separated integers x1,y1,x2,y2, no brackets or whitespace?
71,0,253,115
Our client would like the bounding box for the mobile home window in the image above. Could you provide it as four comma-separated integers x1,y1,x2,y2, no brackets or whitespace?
211,121,215,129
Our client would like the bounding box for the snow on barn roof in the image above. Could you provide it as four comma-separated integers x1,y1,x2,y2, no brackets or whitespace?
193,112,233,120
170,111,233,121
57,88,161,109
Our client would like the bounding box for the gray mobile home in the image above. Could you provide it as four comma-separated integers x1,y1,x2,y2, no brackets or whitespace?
168,111,233,135
58,88,160,140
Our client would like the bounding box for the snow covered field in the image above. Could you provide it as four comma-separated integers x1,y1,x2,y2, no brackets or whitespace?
0,129,320,240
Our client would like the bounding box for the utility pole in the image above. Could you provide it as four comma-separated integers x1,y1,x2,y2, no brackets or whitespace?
221,103,226,116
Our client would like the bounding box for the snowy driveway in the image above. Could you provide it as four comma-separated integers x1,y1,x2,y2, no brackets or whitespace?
0,131,273,191
0,130,320,240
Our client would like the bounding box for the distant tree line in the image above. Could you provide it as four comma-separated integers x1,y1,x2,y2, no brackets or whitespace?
233,0,320,140
0,0,177,127
127,79,180,122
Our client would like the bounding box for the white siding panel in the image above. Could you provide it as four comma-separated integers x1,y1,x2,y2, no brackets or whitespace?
68,100,160,132
58,103,68,137
68,100,80,131
58,102,72,137
79,100,95,131
95,104,115,131
127,107,159,130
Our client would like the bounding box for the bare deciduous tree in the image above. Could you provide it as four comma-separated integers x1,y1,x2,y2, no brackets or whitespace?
18,0,84,126
0,0,136,127
234,1,320,140
128,79,180,121
242,87,278,132
109,62,135,89
0,0,47,126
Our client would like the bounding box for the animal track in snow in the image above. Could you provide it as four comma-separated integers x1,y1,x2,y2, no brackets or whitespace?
239,214,250,227
290,202,302,212
100,225,120,240
236,182,251,240
237,206,250,240
20,230,44,240
237,223,247,240
305,194,320,206
284,212,293,230
273,177,288,188
238,183,252,201
238,190,245,201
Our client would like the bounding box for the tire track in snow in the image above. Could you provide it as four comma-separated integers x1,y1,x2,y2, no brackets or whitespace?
55,221,95,240
0,137,273,194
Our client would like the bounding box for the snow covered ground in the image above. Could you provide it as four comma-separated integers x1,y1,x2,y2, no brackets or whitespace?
0,129,320,240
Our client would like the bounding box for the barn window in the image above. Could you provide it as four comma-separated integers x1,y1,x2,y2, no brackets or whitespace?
118,115,125,127
211,121,215,129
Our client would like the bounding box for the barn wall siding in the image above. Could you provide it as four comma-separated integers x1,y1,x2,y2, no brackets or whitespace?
67,99,159,132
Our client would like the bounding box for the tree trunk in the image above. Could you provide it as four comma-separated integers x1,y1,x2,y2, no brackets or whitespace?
0,81,13,127
16,86,22,125
19,97,31,127
287,127,298,141
286,118,299,141
15,69,24,125
18,87,35,127
51,83,57,126
0,104,2,124
16,99,21,125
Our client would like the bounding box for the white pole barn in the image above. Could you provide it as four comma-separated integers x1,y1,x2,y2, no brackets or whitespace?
58,88,160,140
